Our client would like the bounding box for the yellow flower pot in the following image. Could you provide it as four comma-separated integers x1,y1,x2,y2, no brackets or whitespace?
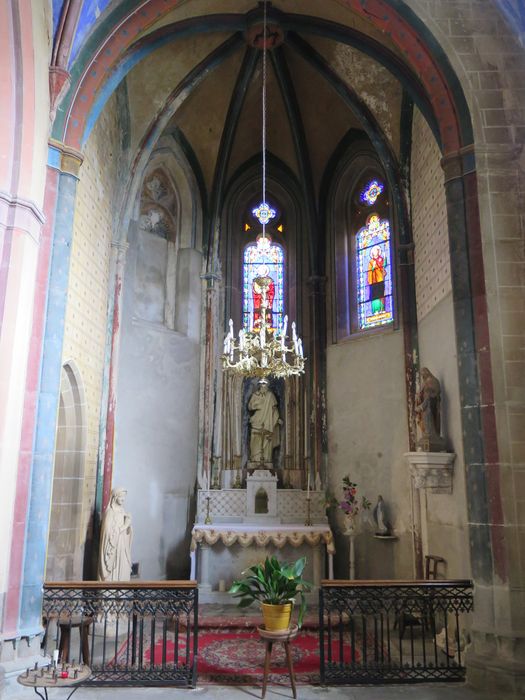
261,602,293,631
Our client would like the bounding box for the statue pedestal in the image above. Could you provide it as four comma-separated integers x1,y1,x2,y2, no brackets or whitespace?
405,451,455,494
405,451,456,578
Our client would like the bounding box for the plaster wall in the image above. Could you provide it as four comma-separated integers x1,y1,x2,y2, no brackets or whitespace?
59,94,121,569
113,222,202,581
326,330,412,580
410,105,469,579
416,295,470,578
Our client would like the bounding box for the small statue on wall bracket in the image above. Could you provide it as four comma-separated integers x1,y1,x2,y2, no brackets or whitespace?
373,495,392,537
415,367,447,452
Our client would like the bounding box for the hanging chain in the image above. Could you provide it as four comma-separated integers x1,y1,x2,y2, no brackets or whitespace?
261,0,268,238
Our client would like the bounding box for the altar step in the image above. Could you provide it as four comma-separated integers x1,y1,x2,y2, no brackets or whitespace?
199,602,320,629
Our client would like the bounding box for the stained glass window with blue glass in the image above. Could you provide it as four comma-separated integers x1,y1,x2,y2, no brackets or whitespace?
243,236,284,331
360,179,384,206
356,214,393,329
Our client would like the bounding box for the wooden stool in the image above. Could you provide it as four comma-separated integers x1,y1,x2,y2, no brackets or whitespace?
257,624,299,699
57,616,93,665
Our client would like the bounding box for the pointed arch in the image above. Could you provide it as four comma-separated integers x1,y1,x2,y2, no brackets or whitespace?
46,362,87,582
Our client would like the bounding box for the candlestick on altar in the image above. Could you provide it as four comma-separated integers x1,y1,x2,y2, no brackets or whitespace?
204,496,212,524
233,455,242,488
304,497,312,526
211,456,221,489
306,458,310,496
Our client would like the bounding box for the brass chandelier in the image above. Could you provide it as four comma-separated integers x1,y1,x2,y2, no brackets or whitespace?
222,2,305,380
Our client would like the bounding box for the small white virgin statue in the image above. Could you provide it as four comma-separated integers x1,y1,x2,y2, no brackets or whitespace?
98,487,133,582
373,495,391,536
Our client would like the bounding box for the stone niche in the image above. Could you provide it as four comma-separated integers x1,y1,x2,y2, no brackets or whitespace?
246,469,278,520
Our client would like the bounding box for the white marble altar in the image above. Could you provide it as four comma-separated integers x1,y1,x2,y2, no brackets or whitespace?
191,523,334,601
192,487,334,601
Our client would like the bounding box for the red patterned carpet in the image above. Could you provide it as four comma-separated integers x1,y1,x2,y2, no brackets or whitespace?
144,627,357,685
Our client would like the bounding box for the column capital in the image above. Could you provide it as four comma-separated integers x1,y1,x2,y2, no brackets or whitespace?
440,144,476,183
201,271,222,288
111,240,130,253
0,190,45,243
48,139,84,177
474,142,523,174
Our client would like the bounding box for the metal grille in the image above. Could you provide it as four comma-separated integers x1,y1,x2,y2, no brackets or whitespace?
42,582,198,687
319,580,473,685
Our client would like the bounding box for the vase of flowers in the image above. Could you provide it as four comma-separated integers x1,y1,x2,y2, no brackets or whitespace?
337,476,371,533
229,555,312,631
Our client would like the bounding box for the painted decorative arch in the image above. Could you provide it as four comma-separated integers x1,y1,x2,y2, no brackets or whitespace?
52,0,473,155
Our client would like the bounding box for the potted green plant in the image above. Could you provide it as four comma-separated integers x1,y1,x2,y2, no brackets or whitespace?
229,555,312,631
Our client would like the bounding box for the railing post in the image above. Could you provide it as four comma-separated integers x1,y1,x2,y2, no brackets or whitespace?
318,586,325,686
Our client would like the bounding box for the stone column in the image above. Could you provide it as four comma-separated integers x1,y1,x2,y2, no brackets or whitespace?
0,191,45,640
307,275,327,489
19,144,83,634
88,240,129,577
99,241,129,515
197,270,221,489
442,147,525,696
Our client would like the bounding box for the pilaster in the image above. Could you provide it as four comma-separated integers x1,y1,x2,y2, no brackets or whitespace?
0,192,45,644
442,147,524,696
17,141,83,636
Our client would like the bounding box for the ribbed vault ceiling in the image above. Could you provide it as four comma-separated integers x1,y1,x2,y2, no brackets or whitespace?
110,0,410,205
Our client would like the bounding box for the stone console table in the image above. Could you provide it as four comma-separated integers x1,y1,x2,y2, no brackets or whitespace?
190,524,335,599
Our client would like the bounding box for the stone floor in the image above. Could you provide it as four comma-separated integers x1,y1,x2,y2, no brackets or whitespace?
5,682,498,699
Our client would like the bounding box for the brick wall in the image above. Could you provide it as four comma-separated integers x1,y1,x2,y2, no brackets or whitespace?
60,93,120,554
411,107,451,321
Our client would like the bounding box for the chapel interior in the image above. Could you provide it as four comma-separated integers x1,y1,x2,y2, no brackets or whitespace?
1,0,524,697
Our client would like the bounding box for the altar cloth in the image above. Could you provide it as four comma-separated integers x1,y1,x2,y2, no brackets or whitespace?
191,524,335,555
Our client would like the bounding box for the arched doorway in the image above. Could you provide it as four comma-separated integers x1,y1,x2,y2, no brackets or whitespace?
45,363,87,581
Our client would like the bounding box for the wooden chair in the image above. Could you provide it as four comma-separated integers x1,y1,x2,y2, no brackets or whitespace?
425,554,446,580
397,555,446,638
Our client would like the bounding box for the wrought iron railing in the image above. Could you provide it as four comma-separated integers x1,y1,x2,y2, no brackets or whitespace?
319,579,473,684
42,582,198,687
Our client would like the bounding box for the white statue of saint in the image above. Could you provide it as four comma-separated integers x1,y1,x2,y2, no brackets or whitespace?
373,495,391,536
248,379,281,463
98,487,133,581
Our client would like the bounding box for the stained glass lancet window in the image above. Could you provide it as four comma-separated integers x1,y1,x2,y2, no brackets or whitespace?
356,213,393,329
243,236,284,331
360,179,384,206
